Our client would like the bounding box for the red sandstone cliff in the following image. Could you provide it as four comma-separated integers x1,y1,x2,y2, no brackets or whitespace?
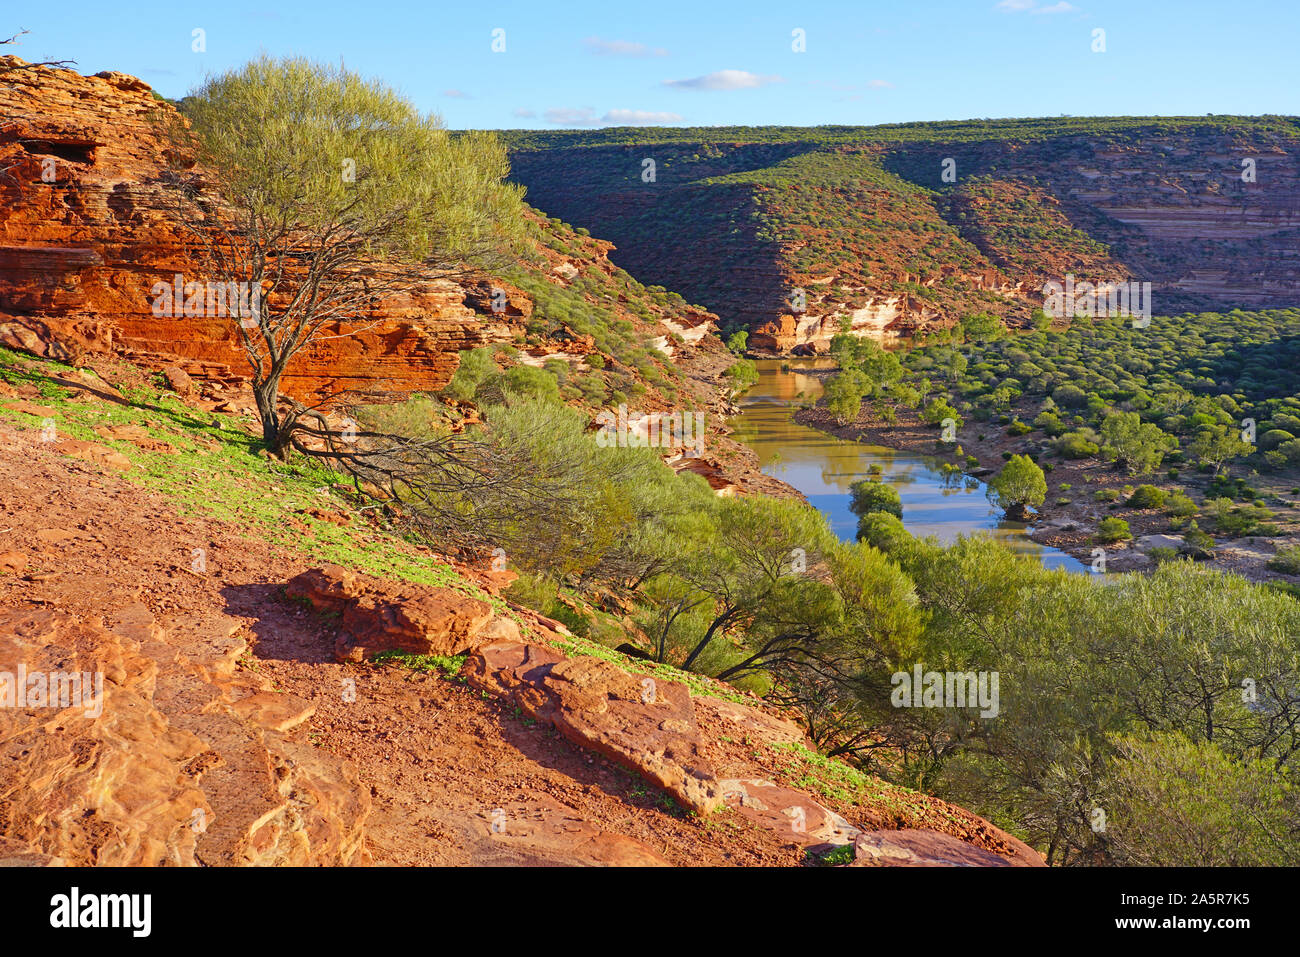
0,60,552,404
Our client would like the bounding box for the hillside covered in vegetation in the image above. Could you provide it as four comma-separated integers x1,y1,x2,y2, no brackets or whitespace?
506,116,1300,350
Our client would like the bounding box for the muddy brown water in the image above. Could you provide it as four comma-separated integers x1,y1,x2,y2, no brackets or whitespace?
729,358,1092,574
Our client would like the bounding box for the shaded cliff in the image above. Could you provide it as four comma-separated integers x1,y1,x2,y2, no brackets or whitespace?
505,117,1300,351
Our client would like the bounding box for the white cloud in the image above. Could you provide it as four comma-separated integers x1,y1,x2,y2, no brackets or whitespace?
583,36,668,57
868,79,894,89
663,69,783,91
544,107,600,126
996,0,1077,12
512,108,536,119
602,109,683,126
542,107,684,127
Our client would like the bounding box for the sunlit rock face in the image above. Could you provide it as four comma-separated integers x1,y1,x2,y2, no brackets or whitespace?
0,59,515,404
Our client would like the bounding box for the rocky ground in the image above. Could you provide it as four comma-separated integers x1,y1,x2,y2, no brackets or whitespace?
0,350,1041,867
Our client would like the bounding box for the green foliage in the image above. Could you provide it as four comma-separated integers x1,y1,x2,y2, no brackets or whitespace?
986,454,1047,517
372,651,467,676
1099,411,1176,475
1100,733,1300,866
1054,429,1100,459
849,480,903,520
1260,428,1296,451
859,540,1300,864
1182,521,1217,553
723,359,759,390
854,512,911,551
1267,544,1300,575
179,55,525,270
1051,384,1087,408
920,397,961,429
441,348,496,400
1096,516,1132,543
1127,484,1167,509
726,329,749,354
1033,410,1066,436
1202,498,1275,537
959,312,1004,341
824,371,867,425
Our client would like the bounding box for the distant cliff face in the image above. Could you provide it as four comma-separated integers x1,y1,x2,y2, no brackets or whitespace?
0,60,721,406
507,119,1300,352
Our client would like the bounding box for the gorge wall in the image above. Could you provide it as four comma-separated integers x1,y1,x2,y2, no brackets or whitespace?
506,119,1300,352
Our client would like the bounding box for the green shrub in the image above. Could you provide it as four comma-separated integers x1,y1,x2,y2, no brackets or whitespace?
1127,485,1167,509
1096,517,1132,543
855,511,910,551
921,398,961,429
1267,545,1300,575
1182,521,1216,554
1259,429,1295,451
1101,733,1300,866
1055,430,1100,459
443,346,499,402
500,364,561,404
1052,384,1088,408
724,359,759,390
986,454,1047,518
1202,498,1275,537
1033,410,1067,436
849,480,903,519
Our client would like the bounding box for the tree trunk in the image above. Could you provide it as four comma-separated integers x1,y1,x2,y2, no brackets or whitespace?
252,375,288,457
681,605,741,672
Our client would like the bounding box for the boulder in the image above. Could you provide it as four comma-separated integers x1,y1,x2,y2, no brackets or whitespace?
285,565,511,662
161,364,195,395
53,437,132,471
854,829,1029,867
0,551,27,575
470,796,669,867
720,777,860,848
465,640,723,814
1135,534,1184,551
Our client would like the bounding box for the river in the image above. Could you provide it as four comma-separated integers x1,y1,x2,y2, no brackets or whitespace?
729,358,1092,573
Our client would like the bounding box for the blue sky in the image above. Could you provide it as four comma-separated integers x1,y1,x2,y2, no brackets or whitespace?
9,0,1298,129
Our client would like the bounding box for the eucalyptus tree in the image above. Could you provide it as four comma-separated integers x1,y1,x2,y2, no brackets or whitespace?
164,56,525,453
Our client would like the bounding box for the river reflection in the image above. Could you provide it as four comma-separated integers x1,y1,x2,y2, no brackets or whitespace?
730,358,1091,573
